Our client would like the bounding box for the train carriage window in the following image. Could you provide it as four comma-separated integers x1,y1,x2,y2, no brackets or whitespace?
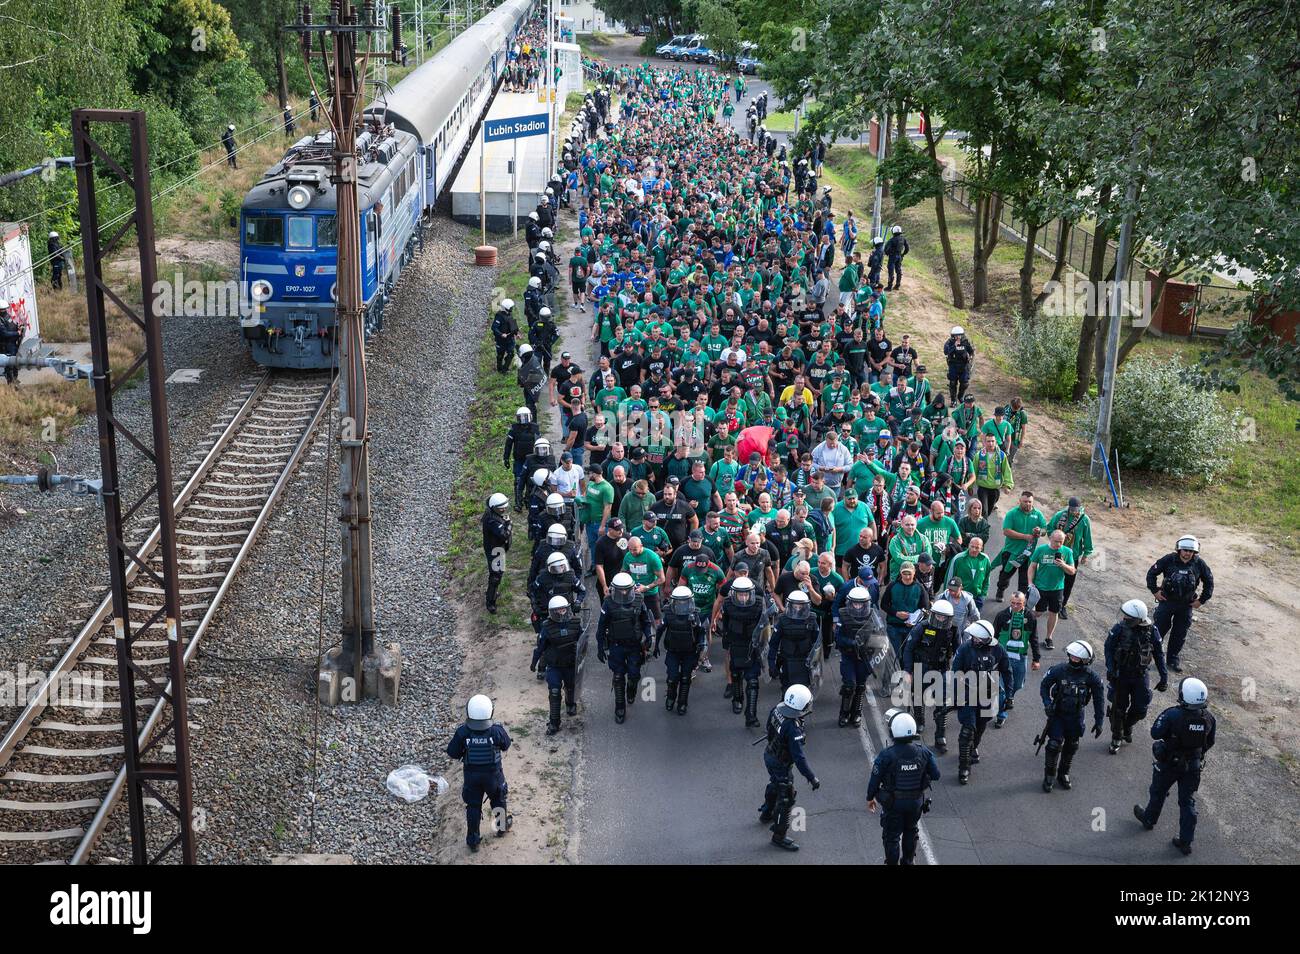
317,215,338,247
244,215,283,247
287,215,314,249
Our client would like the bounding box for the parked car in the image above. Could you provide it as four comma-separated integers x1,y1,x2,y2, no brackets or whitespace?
669,34,704,60
655,34,688,57
735,41,763,74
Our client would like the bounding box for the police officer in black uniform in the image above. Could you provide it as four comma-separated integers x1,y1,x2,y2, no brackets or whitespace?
867,710,939,865
1104,598,1168,754
768,590,818,693
952,620,1012,784
525,470,553,545
595,573,654,724
760,683,819,851
532,596,584,735
0,298,20,385
221,123,237,167
529,305,559,374
516,343,547,416
528,523,581,593
661,586,707,715
835,585,881,728
491,298,519,373
943,326,976,403
445,694,512,851
1146,535,1213,673
884,225,909,290
1038,639,1105,792
901,599,960,753
1133,677,1216,855
482,493,511,614
530,551,584,635
719,575,767,727
504,406,539,509
48,232,66,289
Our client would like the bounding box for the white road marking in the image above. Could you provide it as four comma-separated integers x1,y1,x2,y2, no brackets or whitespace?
857,685,939,865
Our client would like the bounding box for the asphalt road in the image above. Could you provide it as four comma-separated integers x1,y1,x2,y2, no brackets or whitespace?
555,44,1237,864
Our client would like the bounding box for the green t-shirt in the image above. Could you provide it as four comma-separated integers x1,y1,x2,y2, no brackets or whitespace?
746,506,779,533
682,563,725,612
808,569,845,615
681,477,715,516
831,500,873,556
579,478,615,525
700,527,733,567
632,525,671,554
622,548,665,594
999,506,1046,560
1029,543,1074,592
916,514,962,556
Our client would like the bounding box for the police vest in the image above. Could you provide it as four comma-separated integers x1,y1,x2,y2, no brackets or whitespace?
883,743,928,798
543,620,582,667
722,598,762,651
462,728,503,769
917,624,955,668
662,610,699,654
1163,562,1200,601
764,710,799,766
777,618,817,662
840,607,876,654
1172,711,1210,754
538,573,576,607
604,599,644,646
1051,667,1092,715
1115,624,1154,675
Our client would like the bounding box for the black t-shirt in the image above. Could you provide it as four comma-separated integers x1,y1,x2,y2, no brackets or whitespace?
565,411,589,449
891,346,917,377
668,542,717,573
732,548,773,591
765,522,807,569
774,570,812,604
594,533,629,585
867,337,892,366
843,542,885,579
613,352,643,388
585,423,608,466
650,497,695,548
551,361,582,386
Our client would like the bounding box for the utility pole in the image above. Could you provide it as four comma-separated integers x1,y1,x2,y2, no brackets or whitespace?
290,1,401,705
872,110,890,240
1091,133,1142,479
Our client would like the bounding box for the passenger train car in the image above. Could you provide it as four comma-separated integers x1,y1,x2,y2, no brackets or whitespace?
239,0,534,369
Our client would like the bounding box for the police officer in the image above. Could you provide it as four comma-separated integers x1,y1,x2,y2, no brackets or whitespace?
482,493,511,614
867,711,939,865
221,123,237,168
835,586,880,727
530,551,584,634
445,694,512,851
1133,677,1216,855
769,589,819,694
943,326,976,403
48,231,65,289
523,273,545,319
543,492,576,543
661,585,707,715
492,298,519,373
884,225,909,290
1146,535,1213,672
504,406,539,509
951,620,1012,784
525,470,554,544
531,596,584,735
529,305,559,373
528,523,581,592
595,572,654,724
867,236,885,286
517,343,547,415
719,575,767,727
760,684,819,851
901,599,960,753
1038,640,1105,792
1105,599,1169,754
0,298,20,386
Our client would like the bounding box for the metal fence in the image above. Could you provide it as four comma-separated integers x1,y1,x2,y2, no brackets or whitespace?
942,175,1252,334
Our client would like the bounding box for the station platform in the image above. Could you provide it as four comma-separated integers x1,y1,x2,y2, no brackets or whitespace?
451,91,555,233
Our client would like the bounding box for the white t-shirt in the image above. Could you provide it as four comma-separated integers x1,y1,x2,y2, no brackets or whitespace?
553,465,583,498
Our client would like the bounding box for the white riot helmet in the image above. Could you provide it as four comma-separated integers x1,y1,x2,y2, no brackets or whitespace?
930,598,954,621
892,225,902,234
539,307,552,319
548,594,572,621
50,230,59,238
531,468,550,487
545,187,554,196
1176,536,1200,553
546,523,568,547
670,585,694,614
500,298,515,310
1065,640,1094,666
534,437,551,455
611,572,635,605
516,406,532,423
785,589,810,620
1178,677,1208,709
890,711,918,741
539,241,551,252
487,492,509,513
950,325,965,337
519,343,534,358
542,227,553,238
780,684,813,718
847,586,871,609
1121,599,1150,624
528,275,542,288
227,123,236,131
731,575,755,605
545,494,565,515
966,619,996,646
872,235,884,245
529,211,539,221
466,694,493,729
0,297,9,311
546,551,570,576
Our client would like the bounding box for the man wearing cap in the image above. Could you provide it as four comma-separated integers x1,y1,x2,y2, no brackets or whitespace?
952,394,985,450
881,561,931,657
1047,497,1093,621
982,404,1015,455
632,509,672,562
592,519,628,599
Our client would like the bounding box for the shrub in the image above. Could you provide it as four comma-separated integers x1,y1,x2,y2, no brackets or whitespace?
1076,356,1245,482
1013,312,1078,400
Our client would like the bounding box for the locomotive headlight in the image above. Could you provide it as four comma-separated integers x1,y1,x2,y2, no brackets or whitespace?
287,184,313,210
250,280,273,303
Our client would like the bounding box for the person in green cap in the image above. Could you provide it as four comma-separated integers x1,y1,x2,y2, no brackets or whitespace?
1027,528,1075,648
993,490,1046,602
1046,496,1092,621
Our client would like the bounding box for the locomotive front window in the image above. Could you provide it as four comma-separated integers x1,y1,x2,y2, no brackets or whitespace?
287,215,314,249
317,215,338,247
245,215,283,247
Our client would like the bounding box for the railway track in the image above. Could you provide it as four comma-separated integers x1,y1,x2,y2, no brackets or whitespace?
0,370,334,863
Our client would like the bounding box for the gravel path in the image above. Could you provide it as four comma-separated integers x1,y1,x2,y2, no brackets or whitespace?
88,218,499,863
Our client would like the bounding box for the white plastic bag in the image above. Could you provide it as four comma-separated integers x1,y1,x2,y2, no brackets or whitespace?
385,764,446,803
